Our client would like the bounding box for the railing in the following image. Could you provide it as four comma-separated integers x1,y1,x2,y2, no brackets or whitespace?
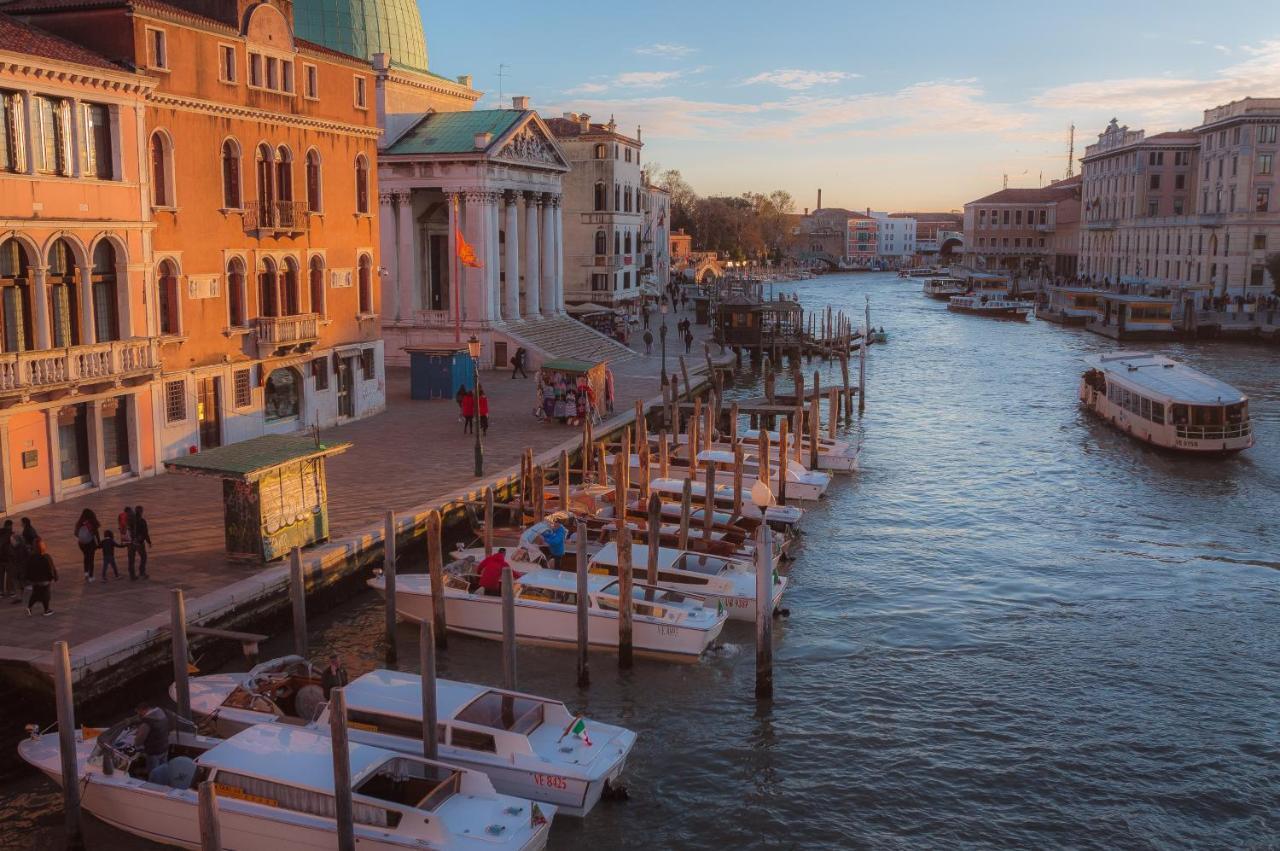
1084,219,1118,230
1176,421,1252,441
0,339,159,393
255,313,319,350
415,309,454,329
244,200,310,235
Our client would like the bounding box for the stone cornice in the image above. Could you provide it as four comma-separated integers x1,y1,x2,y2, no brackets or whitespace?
0,56,154,96
384,68,481,103
148,91,381,139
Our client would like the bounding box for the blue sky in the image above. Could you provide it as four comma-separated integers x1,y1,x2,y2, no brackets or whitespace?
422,0,1280,211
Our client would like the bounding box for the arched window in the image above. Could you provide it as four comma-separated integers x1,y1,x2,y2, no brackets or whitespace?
275,145,292,203
594,143,606,159
593,182,607,212
594,230,607,255
355,154,369,214
614,183,620,212
258,257,278,317
46,239,81,347
157,258,180,334
255,143,274,207
150,131,173,206
305,149,322,213
0,238,33,352
227,257,246,327
264,366,300,422
282,257,300,315
91,241,119,341
624,231,632,253
357,254,372,314
221,139,241,209
614,230,621,254
309,255,325,316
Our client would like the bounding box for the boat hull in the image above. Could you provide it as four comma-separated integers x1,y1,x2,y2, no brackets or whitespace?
947,304,1028,320
1078,381,1254,453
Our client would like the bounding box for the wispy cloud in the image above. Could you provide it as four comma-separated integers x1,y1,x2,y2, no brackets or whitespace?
743,69,859,90
615,70,683,87
565,81,609,95
634,43,696,58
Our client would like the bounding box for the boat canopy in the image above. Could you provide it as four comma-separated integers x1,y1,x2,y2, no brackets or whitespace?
1089,352,1247,405
344,670,489,723
197,725,390,794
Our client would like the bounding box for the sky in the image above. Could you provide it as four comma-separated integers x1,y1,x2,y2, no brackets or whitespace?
421,0,1280,212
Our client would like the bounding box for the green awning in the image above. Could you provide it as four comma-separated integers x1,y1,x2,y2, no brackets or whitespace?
164,434,351,480
541,358,603,373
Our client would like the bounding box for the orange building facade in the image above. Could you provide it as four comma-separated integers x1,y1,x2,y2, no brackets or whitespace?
6,0,383,510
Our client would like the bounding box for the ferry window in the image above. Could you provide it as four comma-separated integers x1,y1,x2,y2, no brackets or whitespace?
1140,397,1151,420
449,727,496,753
1171,404,1188,425
1151,402,1165,425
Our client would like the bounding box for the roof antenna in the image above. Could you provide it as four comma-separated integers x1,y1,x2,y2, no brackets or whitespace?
497,63,510,104
1066,123,1076,179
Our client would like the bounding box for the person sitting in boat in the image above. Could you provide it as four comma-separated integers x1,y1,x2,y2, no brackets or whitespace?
133,699,170,776
537,514,569,570
477,548,522,596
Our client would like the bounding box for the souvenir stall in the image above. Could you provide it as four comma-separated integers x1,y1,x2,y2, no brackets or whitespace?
536,358,609,425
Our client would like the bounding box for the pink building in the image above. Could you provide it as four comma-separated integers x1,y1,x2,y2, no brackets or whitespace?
846,215,878,266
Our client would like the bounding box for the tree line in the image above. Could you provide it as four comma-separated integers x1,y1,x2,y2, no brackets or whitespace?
652,168,797,261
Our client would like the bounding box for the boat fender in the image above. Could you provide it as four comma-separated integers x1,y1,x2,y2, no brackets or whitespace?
602,780,630,801
775,607,791,618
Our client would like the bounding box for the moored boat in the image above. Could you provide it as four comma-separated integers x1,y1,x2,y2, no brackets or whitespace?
947,294,1029,320
922,276,966,299
1079,352,1253,452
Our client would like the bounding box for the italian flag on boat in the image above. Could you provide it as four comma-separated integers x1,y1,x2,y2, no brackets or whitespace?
563,715,592,746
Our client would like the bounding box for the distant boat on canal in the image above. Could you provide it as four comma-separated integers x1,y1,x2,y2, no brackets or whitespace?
946,294,1030,320
1079,352,1254,452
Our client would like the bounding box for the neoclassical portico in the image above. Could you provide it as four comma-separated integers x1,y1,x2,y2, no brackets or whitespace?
377,108,570,354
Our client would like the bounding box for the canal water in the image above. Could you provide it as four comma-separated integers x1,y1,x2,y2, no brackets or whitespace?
4,271,1278,849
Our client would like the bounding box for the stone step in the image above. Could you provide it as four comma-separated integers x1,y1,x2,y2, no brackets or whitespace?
502,315,639,366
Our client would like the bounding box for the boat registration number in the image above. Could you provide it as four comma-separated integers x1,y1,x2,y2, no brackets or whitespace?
726,597,751,608
534,773,568,790
657,625,679,636
1174,439,1200,449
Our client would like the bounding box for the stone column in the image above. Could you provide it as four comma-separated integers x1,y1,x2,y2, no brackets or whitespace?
540,193,556,316
31,266,50,350
378,191,399,317
485,193,502,322
524,193,541,317
79,258,97,345
396,191,415,321
463,191,484,323
553,196,565,314
87,398,105,486
446,191,460,319
503,193,520,321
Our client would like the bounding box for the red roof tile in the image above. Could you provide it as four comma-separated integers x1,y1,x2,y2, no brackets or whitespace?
544,116,640,144
0,12,122,70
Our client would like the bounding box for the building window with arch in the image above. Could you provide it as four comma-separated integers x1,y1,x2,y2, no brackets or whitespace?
227,257,247,327
157,258,180,334
36,96,70,176
355,154,369,214
594,230,607,255
282,257,300,315
624,231,632,253
221,138,241,208
614,230,621,254
305,149,322,213
614,183,620,212
275,145,293,202
255,142,274,206
90,241,120,341
309,255,325,316
593,182,606,211
357,254,373,314
594,143,606,159
151,131,174,206
46,239,81,347
0,238,32,352
264,366,301,422
83,103,113,179
259,257,278,317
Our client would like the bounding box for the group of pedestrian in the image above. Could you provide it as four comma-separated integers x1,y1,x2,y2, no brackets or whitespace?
678,317,695,353
456,386,490,436
73,506,152,584
0,517,56,616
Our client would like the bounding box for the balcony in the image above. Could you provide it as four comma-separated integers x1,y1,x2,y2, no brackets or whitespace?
591,255,625,270
0,339,160,401
1036,223,1055,233
245,200,310,236
1084,219,1118,230
255,313,320,357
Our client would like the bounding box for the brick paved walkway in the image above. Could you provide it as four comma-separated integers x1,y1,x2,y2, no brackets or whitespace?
0,304,719,658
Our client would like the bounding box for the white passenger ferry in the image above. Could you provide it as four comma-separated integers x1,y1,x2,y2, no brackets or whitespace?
1079,352,1253,452
947,294,1029,320
922,276,967,299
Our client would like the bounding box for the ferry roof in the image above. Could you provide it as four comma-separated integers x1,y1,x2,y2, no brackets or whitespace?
198,725,387,791
1091,352,1247,404
346,670,485,722
1050,285,1102,294
1096,292,1175,304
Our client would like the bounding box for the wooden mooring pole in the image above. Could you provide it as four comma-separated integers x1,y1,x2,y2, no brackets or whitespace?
483,488,494,557
647,493,661,586
328,687,356,851
679,478,692,550
703,459,716,537
576,521,590,687
419,620,438,761
427,509,448,649
755,523,774,699
777,417,789,505
828,389,839,440
559,450,570,513
859,297,868,414
384,511,398,666
290,547,307,659
198,781,221,851
53,640,83,850
171,589,191,723
501,565,517,690
617,527,634,669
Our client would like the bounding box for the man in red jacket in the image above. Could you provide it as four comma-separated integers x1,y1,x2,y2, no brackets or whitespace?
477,390,489,436
477,548,522,595
460,389,475,434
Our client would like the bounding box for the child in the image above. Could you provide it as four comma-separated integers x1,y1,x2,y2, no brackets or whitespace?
100,530,122,581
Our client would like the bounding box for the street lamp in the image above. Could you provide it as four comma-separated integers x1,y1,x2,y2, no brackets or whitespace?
467,335,483,477
659,298,669,386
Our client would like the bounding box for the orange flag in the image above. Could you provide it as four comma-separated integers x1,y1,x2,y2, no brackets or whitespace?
456,227,483,269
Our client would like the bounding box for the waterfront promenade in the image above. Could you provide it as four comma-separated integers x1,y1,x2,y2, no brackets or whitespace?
0,311,720,670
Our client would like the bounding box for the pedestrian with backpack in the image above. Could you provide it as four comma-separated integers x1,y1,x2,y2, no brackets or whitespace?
643,329,653,355
510,347,529,379
74,509,101,582
133,506,151,579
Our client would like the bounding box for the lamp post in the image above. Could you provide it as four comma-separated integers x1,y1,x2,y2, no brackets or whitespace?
659,298,669,386
468,335,483,477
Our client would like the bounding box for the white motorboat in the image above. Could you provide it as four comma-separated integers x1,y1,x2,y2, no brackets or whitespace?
921,276,966,299
947,294,1029,320
615,448,829,502
369,568,726,662
182,666,635,818
1079,352,1253,453
648,476,804,528
739,428,860,473
19,721,553,850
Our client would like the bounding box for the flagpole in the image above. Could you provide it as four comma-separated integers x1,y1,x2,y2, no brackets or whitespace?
454,194,462,345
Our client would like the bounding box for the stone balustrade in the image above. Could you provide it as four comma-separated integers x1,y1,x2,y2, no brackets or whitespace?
0,338,159,394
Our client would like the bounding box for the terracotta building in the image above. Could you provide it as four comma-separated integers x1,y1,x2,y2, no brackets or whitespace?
0,13,157,511
962,175,1082,278
10,0,385,471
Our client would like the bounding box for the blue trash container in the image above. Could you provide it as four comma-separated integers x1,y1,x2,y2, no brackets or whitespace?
406,347,471,400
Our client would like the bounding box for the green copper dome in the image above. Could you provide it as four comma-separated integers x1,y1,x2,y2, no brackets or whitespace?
293,0,429,73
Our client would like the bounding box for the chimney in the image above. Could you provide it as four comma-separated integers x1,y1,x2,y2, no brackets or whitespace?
866,207,871,216
637,125,643,144
817,189,822,211
457,74,473,88
512,95,530,110
579,113,591,132
474,131,492,150
803,207,809,216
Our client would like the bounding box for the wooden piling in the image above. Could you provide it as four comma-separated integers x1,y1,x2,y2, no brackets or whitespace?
518,452,528,522
764,358,776,404
689,398,700,463
419,620,439,760
53,641,82,849
616,527,634,669
170,589,191,723
757,424,770,501
703,459,716,536
659,429,670,479
198,781,221,851
828,389,839,439
841,354,852,418
501,565,517,690
859,297,868,414
581,419,593,481
729,401,740,446
290,547,307,659
328,688,356,851
733,443,744,517
427,509,447,649
558,450,570,515
679,355,693,402
533,464,545,520
777,417,789,505
679,478,692,550
613,447,628,529
597,442,608,487
575,522,590,687
755,523,774,699
703,396,714,452
384,511,398,666
646,493,661,586
483,488,494,557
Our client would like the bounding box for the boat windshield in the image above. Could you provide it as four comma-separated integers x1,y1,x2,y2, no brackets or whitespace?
596,582,686,618
674,553,729,575
455,691,546,735
355,757,461,813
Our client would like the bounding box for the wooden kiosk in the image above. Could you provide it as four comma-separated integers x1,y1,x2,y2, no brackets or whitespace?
165,434,351,561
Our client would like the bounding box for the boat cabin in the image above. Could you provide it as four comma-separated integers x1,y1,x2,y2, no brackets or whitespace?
1086,293,1176,339
1042,286,1101,324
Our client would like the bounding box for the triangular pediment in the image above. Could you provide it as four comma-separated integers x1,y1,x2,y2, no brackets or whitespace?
491,114,571,171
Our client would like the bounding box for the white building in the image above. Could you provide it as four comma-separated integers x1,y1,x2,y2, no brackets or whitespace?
870,212,917,263
642,181,671,295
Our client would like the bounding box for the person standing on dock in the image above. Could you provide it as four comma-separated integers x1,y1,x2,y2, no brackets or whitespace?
478,390,490,436
133,506,151,579
683,326,694,354
321,654,348,698
24,538,56,617
461,388,475,434
74,509,101,582
643,329,653,354
99,531,122,581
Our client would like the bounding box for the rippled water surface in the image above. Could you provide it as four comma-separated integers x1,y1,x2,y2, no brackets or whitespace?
4,272,1279,849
